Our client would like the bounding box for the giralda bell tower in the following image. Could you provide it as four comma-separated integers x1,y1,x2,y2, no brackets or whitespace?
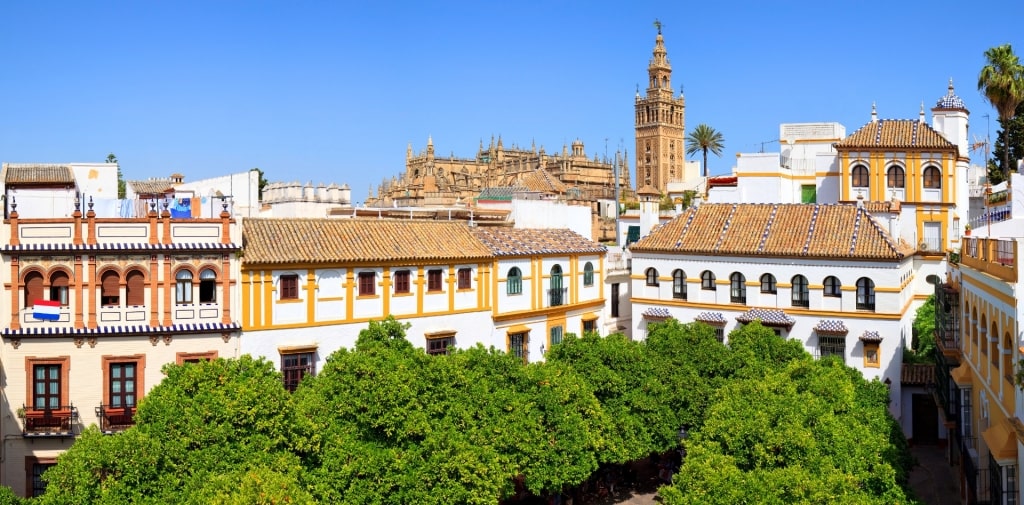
634,21,685,192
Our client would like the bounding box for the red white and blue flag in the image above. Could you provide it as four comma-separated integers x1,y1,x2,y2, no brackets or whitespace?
32,300,60,321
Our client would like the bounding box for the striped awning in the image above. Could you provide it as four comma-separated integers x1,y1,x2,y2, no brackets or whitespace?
814,319,849,334
736,308,795,328
859,330,884,343
694,311,727,325
3,322,240,338
642,307,672,319
3,242,239,253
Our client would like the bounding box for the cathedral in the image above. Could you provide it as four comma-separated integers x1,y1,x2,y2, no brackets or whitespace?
366,27,685,208
366,135,631,208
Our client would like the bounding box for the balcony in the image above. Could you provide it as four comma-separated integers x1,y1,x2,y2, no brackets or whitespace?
962,237,1017,283
22,405,78,437
95,404,136,433
548,287,567,307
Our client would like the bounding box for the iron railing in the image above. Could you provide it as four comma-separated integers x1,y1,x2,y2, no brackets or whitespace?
22,405,78,437
95,404,137,433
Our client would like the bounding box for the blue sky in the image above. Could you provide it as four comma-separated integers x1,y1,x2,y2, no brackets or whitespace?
1,1,1020,203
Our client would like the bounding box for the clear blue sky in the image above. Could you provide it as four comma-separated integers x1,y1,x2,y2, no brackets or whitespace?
1,1,1020,202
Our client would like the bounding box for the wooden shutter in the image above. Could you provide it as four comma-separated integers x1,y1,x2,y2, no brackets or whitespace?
25,272,43,307
102,272,120,302
126,271,145,306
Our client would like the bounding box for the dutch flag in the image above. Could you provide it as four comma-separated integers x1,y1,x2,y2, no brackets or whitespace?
33,300,60,321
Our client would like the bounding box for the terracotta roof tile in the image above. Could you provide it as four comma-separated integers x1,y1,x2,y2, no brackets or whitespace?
242,218,493,264
901,363,935,385
3,163,76,185
519,168,567,194
631,203,906,260
471,227,606,256
128,179,175,194
835,119,955,150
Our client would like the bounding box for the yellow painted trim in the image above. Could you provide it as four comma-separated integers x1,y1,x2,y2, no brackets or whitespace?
305,270,316,322
962,274,1016,307
262,270,273,327
547,315,566,348
863,342,880,368
507,324,531,334
242,270,252,328
581,312,600,322
425,329,457,339
276,299,304,305
247,307,493,331
493,299,606,323
345,269,354,317
356,294,381,300
317,296,344,302
382,267,391,317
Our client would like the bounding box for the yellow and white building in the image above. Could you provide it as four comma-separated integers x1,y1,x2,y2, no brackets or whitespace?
238,218,607,385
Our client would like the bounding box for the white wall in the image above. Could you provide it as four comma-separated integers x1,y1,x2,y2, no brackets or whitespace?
511,199,591,237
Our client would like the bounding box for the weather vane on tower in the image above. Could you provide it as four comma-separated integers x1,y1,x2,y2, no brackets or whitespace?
653,19,662,34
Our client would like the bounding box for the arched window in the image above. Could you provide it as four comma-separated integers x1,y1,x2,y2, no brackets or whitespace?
101,270,120,306
886,166,905,188
199,268,217,303
1003,331,1014,379
507,267,522,295
760,273,776,294
823,276,841,298
176,270,193,304
583,262,594,287
550,265,564,306
672,269,686,299
125,270,145,306
856,277,875,310
990,322,999,369
791,275,809,307
923,166,941,188
24,271,43,308
49,271,70,306
701,271,716,290
645,268,659,286
730,272,746,304
851,164,869,188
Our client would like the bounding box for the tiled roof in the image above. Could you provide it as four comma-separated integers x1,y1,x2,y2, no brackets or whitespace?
736,308,795,327
642,307,672,319
3,322,240,337
3,163,76,185
630,203,907,260
814,319,849,334
901,363,935,386
519,168,567,194
835,119,955,150
242,218,493,264
128,179,175,194
471,227,606,256
695,311,726,324
859,330,884,342
935,80,967,111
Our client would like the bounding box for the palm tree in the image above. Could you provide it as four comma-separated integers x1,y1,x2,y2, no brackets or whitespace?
978,44,1024,179
685,124,725,179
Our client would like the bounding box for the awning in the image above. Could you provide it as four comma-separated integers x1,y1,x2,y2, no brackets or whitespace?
982,418,1018,462
642,307,672,320
859,330,884,343
814,319,849,334
695,311,726,325
736,308,795,328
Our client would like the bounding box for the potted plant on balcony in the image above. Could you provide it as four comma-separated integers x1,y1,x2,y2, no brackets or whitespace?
964,224,971,236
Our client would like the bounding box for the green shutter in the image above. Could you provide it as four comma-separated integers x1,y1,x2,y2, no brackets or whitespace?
626,226,641,245
801,185,817,204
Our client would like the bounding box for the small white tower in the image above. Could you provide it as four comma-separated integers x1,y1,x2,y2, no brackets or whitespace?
931,79,971,221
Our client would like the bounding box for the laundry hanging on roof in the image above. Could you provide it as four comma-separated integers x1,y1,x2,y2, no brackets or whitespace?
170,198,192,218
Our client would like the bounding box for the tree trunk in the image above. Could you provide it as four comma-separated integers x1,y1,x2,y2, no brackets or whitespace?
703,148,709,179
1005,127,1013,182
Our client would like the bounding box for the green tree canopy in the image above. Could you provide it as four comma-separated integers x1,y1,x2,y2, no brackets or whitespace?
979,44,1024,179
685,124,725,179
37,356,313,504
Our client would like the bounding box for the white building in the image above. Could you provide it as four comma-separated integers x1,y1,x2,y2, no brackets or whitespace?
629,202,916,417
